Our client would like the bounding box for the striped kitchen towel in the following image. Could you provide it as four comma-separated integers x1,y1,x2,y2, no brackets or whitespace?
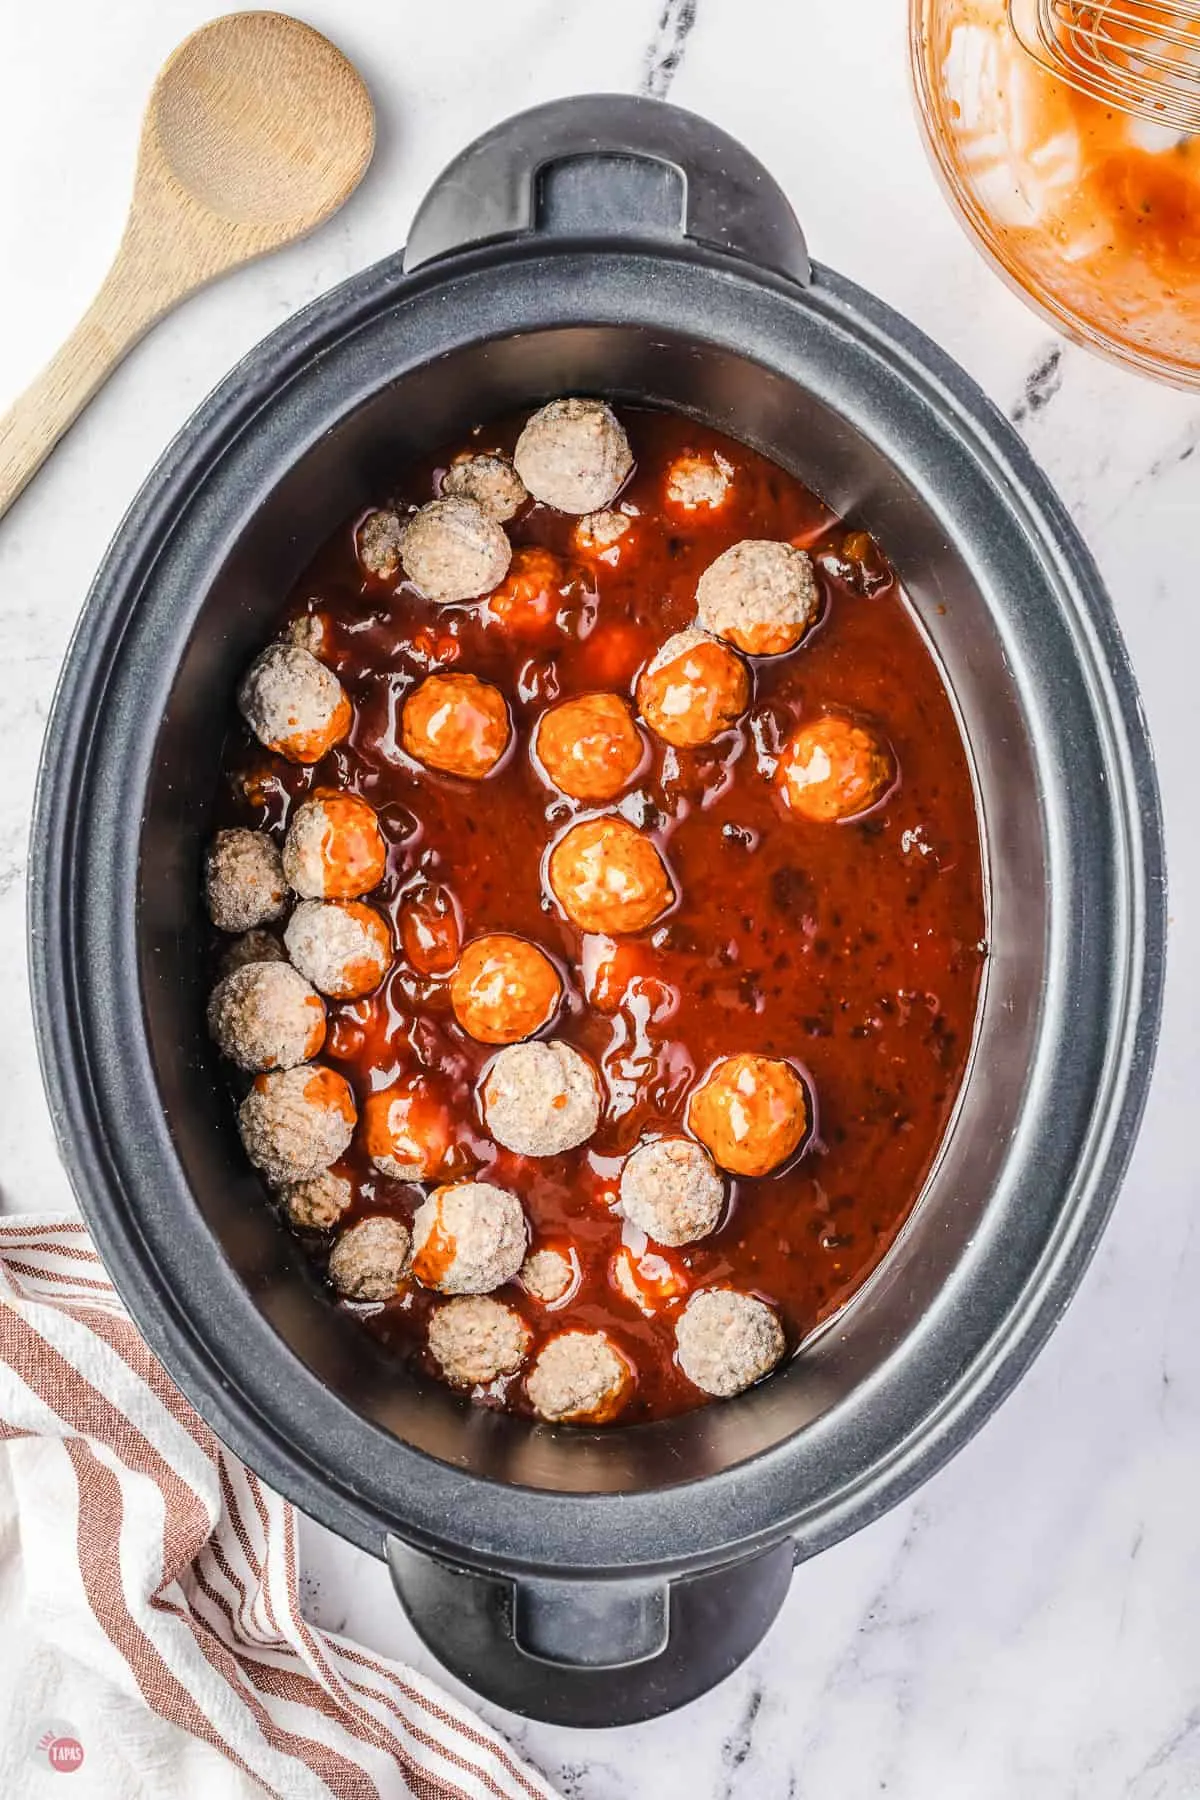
0,1214,558,1800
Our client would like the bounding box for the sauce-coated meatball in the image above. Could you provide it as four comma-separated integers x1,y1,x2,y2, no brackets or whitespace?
573,509,632,561
280,1167,353,1231
411,1181,527,1295
401,672,511,779
427,1295,531,1387
205,829,287,933
481,1041,601,1157
674,1288,784,1396
525,1330,634,1423
441,453,528,522
450,934,562,1044
238,1065,357,1187
776,714,896,822
695,540,819,656
534,692,644,802
687,1053,809,1177
208,962,326,1072
548,816,674,935
238,643,352,764
400,496,511,604
666,452,732,512
286,611,333,659
285,900,392,999
485,547,575,641
618,1136,724,1246
520,1245,578,1307
636,628,750,748
513,399,633,514
610,1244,689,1316
361,1075,453,1182
357,508,405,581
282,792,387,900
328,1215,411,1302
398,884,462,975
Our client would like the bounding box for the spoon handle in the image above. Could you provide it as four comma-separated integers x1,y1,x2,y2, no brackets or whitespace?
0,245,175,522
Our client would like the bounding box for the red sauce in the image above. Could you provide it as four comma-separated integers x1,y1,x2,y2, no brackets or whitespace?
214,409,987,1422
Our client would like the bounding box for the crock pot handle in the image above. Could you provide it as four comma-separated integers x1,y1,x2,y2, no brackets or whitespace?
385,1534,795,1727
403,92,811,285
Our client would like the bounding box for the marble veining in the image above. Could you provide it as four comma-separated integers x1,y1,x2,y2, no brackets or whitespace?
3,1,1200,1794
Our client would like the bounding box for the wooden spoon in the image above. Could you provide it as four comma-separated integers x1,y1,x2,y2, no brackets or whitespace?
0,12,374,521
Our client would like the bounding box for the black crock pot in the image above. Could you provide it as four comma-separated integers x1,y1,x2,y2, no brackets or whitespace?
29,95,1165,1727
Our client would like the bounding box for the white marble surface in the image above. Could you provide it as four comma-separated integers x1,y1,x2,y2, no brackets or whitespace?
3,1,1200,1794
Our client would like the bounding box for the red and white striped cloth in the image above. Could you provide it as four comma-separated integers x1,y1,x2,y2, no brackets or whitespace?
0,1214,559,1800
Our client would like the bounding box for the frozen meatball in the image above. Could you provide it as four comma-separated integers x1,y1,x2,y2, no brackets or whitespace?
636,628,750,748
218,928,288,979
534,692,644,802
286,611,332,659
666,451,732,512
450,934,562,1045
398,884,462,975
441,452,527,523
401,672,511,779
481,1040,601,1157
485,547,575,641
205,829,288,933
208,962,326,1072
674,1288,784,1397
285,900,392,999
520,1245,578,1307
411,1181,527,1295
238,1065,357,1187
328,1215,412,1302
618,1136,724,1247
548,816,674,935
400,497,512,604
776,714,896,823
357,508,405,581
428,1295,531,1387
526,1330,634,1424
695,540,819,657
279,1167,353,1231
513,398,633,514
573,509,632,559
237,643,352,765
282,792,387,900
688,1053,809,1178
361,1075,453,1182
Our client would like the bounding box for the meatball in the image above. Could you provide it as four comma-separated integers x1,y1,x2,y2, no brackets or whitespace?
674,1288,785,1397
237,643,352,765
357,508,405,581
666,452,732,511
238,1065,357,1187
776,714,896,823
284,900,392,999
695,540,819,657
411,1181,527,1295
282,792,387,900
328,1215,412,1302
610,1244,689,1316
520,1245,578,1307
400,497,512,604
279,1167,353,1231
398,884,462,975
286,611,333,659
450,934,562,1045
207,962,326,1072
441,453,528,523
534,693,644,802
573,509,632,560
485,547,575,641
618,1136,724,1247
481,1041,601,1157
547,816,674,935
427,1295,532,1387
525,1330,634,1424
513,398,633,514
636,628,750,748
205,829,288,933
687,1053,809,1178
218,928,288,979
401,672,511,779
361,1075,453,1182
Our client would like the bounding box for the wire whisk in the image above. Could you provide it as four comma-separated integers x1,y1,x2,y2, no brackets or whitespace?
1009,0,1200,132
